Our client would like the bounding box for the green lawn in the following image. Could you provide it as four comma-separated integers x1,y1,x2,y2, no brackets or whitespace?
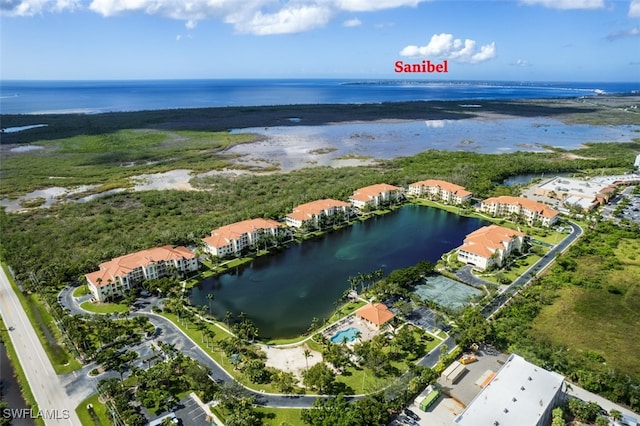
80,301,129,314
158,312,287,394
479,253,545,285
265,300,367,346
255,407,304,425
72,285,90,297
75,393,111,426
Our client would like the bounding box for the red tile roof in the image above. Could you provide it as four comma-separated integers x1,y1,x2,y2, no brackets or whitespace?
410,179,471,197
203,218,284,248
482,196,558,218
286,199,350,221
459,225,524,258
356,303,395,326
350,184,403,202
86,245,194,287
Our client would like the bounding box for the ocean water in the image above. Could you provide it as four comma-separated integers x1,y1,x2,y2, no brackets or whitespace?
1,79,638,115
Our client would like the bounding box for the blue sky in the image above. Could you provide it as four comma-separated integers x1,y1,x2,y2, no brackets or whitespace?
1,0,639,81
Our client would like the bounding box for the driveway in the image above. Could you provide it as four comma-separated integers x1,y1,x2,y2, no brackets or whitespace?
453,265,492,288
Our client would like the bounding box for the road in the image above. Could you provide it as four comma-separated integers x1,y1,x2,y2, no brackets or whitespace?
0,267,82,426
0,219,586,418
482,220,583,318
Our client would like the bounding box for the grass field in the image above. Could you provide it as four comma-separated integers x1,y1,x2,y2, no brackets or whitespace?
75,394,111,426
79,301,129,314
530,238,640,378
72,285,90,297
255,407,303,425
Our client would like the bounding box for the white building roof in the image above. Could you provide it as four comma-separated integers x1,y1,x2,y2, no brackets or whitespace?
563,196,596,210
454,354,565,426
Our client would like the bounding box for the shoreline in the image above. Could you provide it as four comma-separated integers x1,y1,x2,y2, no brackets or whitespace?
2,95,639,145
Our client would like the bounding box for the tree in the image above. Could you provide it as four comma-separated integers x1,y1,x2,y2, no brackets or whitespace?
609,409,622,421
303,362,337,394
275,371,297,394
301,394,354,426
303,348,313,370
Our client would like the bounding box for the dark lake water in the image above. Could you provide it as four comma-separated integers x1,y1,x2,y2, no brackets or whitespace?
0,342,34,426
191,205,488,338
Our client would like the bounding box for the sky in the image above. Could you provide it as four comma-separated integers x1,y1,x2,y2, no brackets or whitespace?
1,0,639,81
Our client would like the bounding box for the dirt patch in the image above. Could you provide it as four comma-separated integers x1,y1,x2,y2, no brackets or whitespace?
262,343,322,381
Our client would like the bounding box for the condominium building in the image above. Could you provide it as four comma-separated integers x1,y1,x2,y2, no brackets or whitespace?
202,218,289,257
285,199,351,228
349,184,404,209
408,179,472,204
457,225,525,271
478,196,559,227
85,245,199,302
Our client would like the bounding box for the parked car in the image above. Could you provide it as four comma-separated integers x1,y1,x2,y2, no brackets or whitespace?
404,408,420,421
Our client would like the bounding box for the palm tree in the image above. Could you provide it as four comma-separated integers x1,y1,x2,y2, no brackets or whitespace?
303,349,312,370
207,293,215,315
224,311,233,329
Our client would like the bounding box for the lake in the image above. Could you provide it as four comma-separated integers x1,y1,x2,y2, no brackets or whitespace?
229,118,640,172
191,205,488,338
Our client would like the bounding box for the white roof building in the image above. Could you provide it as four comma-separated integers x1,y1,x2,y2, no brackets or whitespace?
454,354,565,426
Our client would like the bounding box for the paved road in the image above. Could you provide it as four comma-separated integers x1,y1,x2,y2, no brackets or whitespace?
0,267,82,426
482,220,583,318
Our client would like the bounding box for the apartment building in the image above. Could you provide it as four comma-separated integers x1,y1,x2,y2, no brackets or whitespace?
349,184,404,209
457,225,525,271
408,179,472,204
478,196,559,227
285,199,351,228
86,245,198,302
202,218,289,257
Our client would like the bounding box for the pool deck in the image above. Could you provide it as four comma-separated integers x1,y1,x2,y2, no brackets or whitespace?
323,314,379,345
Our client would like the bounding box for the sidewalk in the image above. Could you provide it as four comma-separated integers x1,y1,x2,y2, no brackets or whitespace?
567,383,639,418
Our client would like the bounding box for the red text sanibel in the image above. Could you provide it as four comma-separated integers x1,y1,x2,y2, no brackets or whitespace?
394,60,448,73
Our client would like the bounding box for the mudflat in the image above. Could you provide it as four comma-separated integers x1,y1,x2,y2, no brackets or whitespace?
2,95,638,145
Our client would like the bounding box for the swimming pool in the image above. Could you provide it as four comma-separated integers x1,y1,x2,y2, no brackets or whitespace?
330,327,360,344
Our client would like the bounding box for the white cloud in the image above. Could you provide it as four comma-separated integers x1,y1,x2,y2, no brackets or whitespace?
231,5,332,35
334,0,426,12
512,59,532,67
630,0,640,17
519,0,604,9
4,0,430,34
1,0,79,16
607,26,640,40
400,33,496,63
343,17,361,27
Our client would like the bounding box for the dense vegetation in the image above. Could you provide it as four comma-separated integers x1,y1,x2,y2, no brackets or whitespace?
1,112,639,423
0,129,258,198
490,221,640,412
2,141,638,287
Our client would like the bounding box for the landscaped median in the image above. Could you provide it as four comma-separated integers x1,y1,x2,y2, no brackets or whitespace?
75,393,111,426
79,300,129,314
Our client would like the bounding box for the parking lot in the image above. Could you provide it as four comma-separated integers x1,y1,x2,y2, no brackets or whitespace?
390,346,509,426
614,192,640,224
